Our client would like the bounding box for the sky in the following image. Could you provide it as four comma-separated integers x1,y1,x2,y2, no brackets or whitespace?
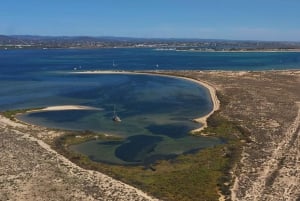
1,0,300,41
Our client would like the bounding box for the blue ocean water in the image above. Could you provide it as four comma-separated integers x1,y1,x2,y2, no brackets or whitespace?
1,48,300,76
1,48,299,165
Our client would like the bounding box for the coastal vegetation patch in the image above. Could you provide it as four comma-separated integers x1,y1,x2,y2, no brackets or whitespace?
55,130,122,146
1,108,42,120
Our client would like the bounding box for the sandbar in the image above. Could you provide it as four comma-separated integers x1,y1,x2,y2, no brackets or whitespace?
32,105,103,112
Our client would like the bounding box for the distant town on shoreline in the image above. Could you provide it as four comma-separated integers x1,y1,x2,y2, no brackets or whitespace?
1,34,300,52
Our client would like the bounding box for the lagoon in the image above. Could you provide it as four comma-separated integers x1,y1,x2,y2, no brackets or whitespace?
17,73,222,165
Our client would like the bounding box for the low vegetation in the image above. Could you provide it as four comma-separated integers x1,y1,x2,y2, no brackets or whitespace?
1,108,42,120
1,109,30,120
56,130,122,146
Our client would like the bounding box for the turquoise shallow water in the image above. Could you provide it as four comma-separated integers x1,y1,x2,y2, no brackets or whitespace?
1,48,299,165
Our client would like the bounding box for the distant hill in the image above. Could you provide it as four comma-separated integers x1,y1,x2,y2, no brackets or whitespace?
0,35,26,44
1,35,300,51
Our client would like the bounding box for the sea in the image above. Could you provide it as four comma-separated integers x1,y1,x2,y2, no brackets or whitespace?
1,48,299,165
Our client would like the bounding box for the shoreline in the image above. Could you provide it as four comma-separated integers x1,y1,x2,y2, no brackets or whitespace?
71,70,220,134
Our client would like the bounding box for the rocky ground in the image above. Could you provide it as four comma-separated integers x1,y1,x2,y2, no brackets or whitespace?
1,70,299,201
160,70,300,201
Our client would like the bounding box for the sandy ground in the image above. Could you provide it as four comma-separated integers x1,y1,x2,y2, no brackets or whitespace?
0,115,158,201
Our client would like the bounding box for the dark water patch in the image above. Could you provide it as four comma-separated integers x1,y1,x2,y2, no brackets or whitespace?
170,117,190,121
115,135,163,162
120,97,211,119
120,101,179,117
146,123,193,139
63,87,106,99
98,140,123,146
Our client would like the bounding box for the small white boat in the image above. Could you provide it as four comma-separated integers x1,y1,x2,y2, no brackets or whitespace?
112,60,117,67
112,105,121,122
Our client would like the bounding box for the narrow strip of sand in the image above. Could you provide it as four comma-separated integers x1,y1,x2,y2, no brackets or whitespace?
31,105,103,112
41,105,102,111
71,70,220,134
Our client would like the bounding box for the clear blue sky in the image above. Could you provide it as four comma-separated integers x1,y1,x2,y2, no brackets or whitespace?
1,0,300,41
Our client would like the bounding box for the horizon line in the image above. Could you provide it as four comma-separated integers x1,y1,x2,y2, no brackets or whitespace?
2,34,300,43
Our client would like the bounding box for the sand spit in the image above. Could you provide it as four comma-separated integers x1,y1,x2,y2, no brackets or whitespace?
35,105,103,112
0,115,158,201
